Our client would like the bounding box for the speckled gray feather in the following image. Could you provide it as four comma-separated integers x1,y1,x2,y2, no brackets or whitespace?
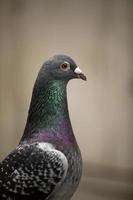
0,142,68,200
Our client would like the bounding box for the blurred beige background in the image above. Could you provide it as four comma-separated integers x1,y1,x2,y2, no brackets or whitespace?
0,0,133,199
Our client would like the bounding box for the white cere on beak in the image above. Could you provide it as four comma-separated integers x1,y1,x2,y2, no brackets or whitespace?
74,67,82,74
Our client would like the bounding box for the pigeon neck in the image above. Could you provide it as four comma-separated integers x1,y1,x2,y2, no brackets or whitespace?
21,79,73,141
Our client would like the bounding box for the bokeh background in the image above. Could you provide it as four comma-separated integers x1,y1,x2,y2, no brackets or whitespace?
0,0,133,199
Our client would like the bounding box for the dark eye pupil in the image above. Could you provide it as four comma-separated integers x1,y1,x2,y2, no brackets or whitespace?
62,63,68,69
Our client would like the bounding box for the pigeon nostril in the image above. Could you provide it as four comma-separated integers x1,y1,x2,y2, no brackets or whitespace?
74,67,82,74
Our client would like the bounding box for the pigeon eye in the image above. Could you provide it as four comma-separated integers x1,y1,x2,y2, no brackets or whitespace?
60,62,70,71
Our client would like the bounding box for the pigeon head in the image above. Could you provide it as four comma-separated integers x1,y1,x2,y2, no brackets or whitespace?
40,55,87,82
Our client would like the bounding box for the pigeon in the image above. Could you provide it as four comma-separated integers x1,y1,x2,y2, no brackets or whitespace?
0,55,86,200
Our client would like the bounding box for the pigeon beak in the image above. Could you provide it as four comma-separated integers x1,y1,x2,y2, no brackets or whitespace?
74,67,87,81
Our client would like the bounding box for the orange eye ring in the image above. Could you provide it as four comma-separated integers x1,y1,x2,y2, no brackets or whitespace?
60,62,70,71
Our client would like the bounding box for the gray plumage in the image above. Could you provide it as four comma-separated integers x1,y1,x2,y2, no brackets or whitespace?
0,55,86,200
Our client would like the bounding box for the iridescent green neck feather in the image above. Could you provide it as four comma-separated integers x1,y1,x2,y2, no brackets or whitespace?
21,77,72,141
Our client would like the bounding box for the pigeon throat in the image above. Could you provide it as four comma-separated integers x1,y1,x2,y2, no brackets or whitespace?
22,80,72,140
